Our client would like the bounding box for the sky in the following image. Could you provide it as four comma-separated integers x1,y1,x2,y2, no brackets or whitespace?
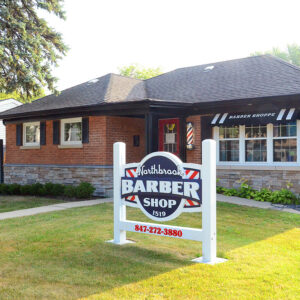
45,0,300,91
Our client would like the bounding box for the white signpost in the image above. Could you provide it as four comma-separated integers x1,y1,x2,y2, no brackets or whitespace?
108,139,227,264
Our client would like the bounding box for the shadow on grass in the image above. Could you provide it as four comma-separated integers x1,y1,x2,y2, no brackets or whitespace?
0,202,298,299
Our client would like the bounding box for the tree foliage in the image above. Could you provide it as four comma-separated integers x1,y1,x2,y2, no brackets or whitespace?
251,44,300,66
0,0,68,101
118,63,163,80
0,90,45,103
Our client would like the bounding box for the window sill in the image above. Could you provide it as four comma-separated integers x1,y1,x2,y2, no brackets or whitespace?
20,145,40,150
58,144,83,149
217,164,300,171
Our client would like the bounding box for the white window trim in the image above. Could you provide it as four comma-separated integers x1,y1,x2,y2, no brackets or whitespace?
23,122,40,147
60,117,82,146
213,120,300,167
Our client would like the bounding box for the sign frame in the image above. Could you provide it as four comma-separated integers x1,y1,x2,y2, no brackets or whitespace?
108,140,227,265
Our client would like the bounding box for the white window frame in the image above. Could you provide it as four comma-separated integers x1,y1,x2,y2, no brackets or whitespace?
61,117,82,146
244,124,268,163
217,126,240,162
23,122,40,146
213,120,300,166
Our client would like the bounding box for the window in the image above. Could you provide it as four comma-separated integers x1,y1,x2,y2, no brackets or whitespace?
61,118,82,145
219,126,239,161
23,122,40,146
214,121,299,164
163,122,178,153
245,125,267,162
273,122,297,162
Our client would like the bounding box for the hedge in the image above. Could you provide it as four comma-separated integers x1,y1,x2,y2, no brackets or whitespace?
217,179,300,205
0,182,95,199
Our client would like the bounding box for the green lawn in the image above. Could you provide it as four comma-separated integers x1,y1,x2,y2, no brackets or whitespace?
0,195,66,213
0,202,299,299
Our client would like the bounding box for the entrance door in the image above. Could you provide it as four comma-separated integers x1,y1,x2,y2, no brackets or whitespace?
158,118,180,156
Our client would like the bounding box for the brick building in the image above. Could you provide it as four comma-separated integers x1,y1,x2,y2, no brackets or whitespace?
1,55,300,196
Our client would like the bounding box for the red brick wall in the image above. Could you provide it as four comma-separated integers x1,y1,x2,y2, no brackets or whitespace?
5,116,145,165
106,116,145,164
6,116,107,165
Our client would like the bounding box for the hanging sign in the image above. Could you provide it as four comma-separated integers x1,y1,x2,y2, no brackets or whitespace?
109,140,226,265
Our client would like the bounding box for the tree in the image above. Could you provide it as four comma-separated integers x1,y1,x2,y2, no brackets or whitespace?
0,0,68,101
0,90,45,103
251,44,300,66
118,63,163,80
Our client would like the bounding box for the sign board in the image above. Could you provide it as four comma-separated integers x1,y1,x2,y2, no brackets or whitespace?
122,152,201,221
109,140,226,265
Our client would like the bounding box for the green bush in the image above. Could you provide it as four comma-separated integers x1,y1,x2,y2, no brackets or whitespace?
0,183,6,194
75,182,95,199
44,182,55,195
51,184,65,196
253,188,272,202
30,183,46,196
237,183,256,199
20,185,32,195
223,188,239,197
269,189,298,205
0,182,95,199
64,185,77,198
6,184,21,195
216,180,299,205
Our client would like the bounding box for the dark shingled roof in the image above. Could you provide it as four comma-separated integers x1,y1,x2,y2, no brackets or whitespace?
1,73,146,116
2,54,300,118
145,55,300,102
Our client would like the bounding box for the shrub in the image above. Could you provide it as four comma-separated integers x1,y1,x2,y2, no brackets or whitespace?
29,183,46,196
237,182,256,199
20,185,32,195
50,184,65,196
6,184,21,195
75,182,95,199
216,186,226,194
269,189,298,205
0,182,96,199
223,188,239,197
64,185,77,198
253,188,272,202
44,182,55,195
0,183,6,194
217,181,299,205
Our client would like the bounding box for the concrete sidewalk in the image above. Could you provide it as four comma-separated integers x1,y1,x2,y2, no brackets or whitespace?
217,194,300,215
0,198,112,220
0,195,299,221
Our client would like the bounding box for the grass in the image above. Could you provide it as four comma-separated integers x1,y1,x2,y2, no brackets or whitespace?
0,195,66,213
0,202,299,299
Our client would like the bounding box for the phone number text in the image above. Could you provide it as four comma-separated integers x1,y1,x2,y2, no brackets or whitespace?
134,225,183,237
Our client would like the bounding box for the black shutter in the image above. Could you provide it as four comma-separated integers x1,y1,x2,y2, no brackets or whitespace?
16,124,23,146
82,117,89,143
40,122,46,145
53,120,60,145
201,116,213,141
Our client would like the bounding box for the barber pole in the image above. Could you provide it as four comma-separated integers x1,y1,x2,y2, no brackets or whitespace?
186,122,195,150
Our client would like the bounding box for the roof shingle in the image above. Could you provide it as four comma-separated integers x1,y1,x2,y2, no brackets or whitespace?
2,54,300,118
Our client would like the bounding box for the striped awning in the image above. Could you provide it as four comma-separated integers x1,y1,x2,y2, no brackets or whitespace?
211,108,298,126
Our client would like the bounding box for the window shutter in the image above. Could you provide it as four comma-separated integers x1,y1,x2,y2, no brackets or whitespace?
40,122,46,145
82,117,89,143
53,120,60,145
201,116,213,141
16,124,23,146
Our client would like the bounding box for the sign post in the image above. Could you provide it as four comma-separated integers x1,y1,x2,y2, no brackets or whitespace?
108,140,227,264
111,142,133,245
